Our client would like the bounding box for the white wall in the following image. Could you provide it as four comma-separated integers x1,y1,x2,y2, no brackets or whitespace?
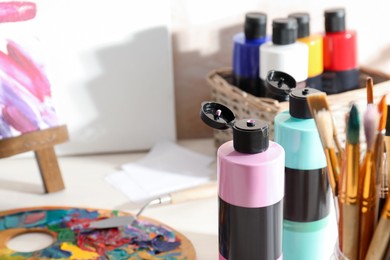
173,0,389,70
4,1,387,153
32,0,176,155
171,0,390,139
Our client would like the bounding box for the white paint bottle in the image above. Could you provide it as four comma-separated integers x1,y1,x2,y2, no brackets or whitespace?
260,18,308,90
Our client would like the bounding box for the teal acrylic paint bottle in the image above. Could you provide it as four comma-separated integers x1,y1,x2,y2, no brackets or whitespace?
273,78,331,260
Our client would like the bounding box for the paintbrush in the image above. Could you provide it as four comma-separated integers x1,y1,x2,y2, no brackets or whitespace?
311,108,341,244
307,92,343,159
384,241,390,260
366,77,374,104
380,104,390,217
365,194,390,259
313,110,340,196
358,104,380,260
385,247,390,260
307,93,340,198
374,95,388,222
338,104,360,260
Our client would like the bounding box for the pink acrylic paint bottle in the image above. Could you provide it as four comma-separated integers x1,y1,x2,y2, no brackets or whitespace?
200,102,285,260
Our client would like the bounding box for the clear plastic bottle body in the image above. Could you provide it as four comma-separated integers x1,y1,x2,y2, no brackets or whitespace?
330,242,349,260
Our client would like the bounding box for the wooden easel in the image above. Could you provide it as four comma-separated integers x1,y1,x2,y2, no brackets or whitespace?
0,125,69,193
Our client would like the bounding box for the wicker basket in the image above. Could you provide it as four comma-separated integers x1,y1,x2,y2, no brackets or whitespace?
207,67,390,148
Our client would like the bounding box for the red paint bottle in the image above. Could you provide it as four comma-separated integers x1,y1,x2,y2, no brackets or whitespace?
322,8,359,94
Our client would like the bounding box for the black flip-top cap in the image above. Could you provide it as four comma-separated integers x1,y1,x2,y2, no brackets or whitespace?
386,105,390,136
233,119,269,154
265,70,296,102
200,101,269,153
272,18,297,45
324,8,346,33
288,12,310,38
200,101,235,130
289,87,321,119
244,12,267,39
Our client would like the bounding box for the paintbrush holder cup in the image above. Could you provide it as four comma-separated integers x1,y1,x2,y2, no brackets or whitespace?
330,242,349,260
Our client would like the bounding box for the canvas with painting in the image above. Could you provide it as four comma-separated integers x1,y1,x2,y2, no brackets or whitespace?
0,1,62,139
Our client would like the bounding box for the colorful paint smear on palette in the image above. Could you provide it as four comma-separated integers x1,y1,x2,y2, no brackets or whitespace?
0,1,61,139
0,208,183,259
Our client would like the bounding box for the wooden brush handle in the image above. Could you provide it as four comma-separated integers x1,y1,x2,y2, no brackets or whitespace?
342,204,359,260
359,208,376,260
384,240,390,260
365,218,390,260
385,137,390,180
170,181,217,204
325,148,338,197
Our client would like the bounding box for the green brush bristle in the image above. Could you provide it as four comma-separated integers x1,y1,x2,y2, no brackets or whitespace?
347,104,360,145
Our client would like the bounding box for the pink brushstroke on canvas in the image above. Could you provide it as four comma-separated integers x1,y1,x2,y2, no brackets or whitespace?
7,40,52,102
2,105,38,133
0,2,59,138
0,1,36,23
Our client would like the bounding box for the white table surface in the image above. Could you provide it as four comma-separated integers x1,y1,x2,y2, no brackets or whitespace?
0,138,337,259
0,138,219,259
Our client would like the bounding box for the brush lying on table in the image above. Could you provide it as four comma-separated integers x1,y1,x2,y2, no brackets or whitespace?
307,77,389,260
89,181,218,229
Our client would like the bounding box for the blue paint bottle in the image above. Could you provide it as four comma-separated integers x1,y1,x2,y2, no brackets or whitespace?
232,12,270,97
273,73,331,260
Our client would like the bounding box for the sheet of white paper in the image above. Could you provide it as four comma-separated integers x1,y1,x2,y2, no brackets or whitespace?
105,141,215,202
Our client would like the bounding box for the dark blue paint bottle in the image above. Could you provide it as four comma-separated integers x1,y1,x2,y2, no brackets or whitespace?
232,12,270,97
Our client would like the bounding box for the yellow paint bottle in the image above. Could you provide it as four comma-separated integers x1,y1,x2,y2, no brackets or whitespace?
288,13,323,90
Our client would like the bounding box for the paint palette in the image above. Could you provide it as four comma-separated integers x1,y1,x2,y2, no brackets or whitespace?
0,206,195,259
